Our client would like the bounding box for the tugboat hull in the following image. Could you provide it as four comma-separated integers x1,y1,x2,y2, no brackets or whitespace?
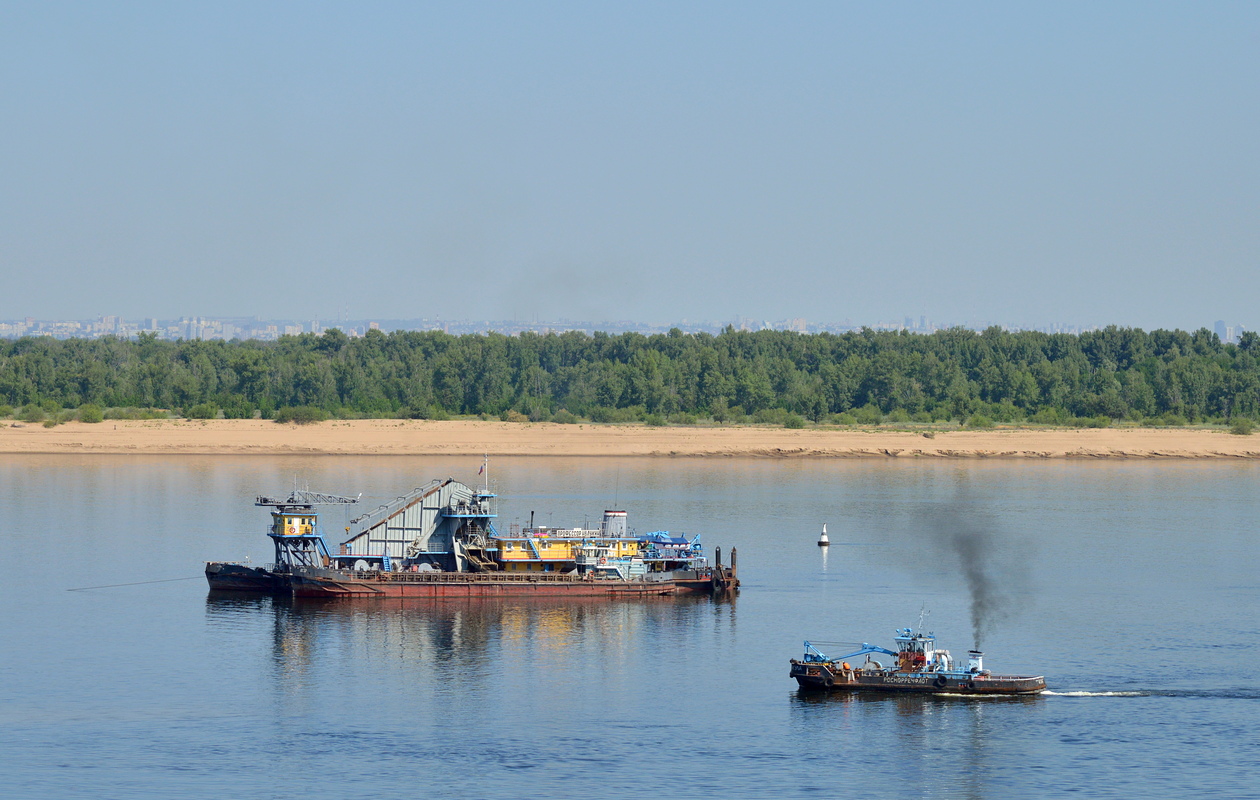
789,660,1045,695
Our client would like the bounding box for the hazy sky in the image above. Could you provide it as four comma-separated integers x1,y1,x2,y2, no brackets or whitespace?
3,2,1257,329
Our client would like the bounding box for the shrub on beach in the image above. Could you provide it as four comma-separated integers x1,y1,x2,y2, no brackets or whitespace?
852,405,883,425
551,409,579,424
78,404,105,423
1230,418,1255,436
528,406,551,422
104,407,170,420
272,406,330,424
753,408,788,425
783,413,807,429
0,405,12,418
398,405,449,420
185,403,219,420
20,404,46,423
964,413,995,429
587,405,646,423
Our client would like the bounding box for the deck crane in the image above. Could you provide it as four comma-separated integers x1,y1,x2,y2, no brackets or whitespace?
802,627,953,674
802,641,898,664
256,489,360,570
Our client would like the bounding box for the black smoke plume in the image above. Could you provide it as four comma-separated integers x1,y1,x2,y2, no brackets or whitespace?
921,501,1031,650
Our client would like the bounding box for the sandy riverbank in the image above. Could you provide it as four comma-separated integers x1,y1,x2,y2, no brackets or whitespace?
0,419,1258,458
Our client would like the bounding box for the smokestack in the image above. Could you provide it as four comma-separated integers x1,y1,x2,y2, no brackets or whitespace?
967,650,984,674
603,510,627,538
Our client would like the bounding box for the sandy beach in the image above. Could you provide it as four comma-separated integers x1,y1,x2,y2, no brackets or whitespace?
0,418,1257,459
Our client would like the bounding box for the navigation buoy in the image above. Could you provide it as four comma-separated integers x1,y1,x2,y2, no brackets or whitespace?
817,523,830,547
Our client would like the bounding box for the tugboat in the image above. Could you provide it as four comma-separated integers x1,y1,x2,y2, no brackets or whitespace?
789,626,1045,695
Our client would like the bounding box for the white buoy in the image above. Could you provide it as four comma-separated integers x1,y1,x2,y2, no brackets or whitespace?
817,523,830,547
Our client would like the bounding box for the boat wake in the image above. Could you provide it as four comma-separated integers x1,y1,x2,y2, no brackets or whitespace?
1046,689,1260,699
1044,690,1145,697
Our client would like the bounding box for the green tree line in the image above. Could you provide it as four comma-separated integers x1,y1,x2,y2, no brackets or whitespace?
1,326,1258,425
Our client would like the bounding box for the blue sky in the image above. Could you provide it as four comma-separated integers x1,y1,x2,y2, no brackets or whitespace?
2,2,1257,329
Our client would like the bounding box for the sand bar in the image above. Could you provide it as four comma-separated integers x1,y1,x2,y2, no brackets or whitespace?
1,419,1258,459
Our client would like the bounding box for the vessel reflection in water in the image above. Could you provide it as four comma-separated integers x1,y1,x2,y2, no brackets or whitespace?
205,591,736,711
790,690,1038,800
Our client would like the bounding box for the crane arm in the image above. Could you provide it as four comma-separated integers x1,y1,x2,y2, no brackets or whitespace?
802,641,899,663
256,490,361,507
837,643,899,661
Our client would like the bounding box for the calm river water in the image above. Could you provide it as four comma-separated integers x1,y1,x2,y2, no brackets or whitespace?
1,455,1258,799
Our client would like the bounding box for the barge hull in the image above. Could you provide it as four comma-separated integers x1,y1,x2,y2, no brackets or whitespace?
205,562,282,592
207,564,735,598
288,572,712,598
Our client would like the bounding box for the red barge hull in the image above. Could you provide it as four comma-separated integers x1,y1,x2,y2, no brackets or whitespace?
208,563,738,598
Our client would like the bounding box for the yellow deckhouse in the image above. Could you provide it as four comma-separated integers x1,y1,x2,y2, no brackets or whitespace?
493,510,639,573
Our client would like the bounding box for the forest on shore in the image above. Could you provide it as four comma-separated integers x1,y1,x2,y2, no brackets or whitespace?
1,326,1258,429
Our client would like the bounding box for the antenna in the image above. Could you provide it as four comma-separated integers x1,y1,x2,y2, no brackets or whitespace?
917,604,930,632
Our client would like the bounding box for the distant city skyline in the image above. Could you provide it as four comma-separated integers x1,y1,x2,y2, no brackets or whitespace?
0,312,1249,345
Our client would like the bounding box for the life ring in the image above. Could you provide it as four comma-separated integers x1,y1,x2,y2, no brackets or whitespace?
823,676,834,688
598,557,607,565
933,676,947,689
287,526,297,535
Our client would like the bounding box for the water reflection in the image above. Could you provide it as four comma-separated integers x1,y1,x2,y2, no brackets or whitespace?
205,593,735,712
789,690,1041,799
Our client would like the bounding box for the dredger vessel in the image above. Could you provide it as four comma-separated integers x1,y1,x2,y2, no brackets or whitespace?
206,474,738,598
789,627,1045,695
